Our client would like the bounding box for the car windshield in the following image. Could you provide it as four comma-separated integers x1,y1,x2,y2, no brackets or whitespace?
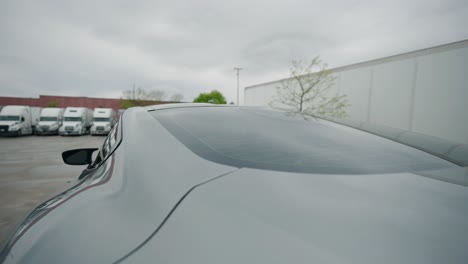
94,118,110,122
151,107,456,175
0,115,20,121
64,117,81,122
40,117,57,121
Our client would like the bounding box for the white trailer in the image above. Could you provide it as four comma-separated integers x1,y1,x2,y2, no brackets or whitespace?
35,108,65,135
30,107,41,134
90,108,116,135
0,105,33,136
59,107,93,136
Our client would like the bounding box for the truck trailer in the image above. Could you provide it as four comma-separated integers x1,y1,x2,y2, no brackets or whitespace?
0,105,33,136
90,108,116,135
30,107,41,134
59,107,93,136
35,108,65,135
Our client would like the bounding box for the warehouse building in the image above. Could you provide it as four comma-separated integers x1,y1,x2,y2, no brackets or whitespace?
0,95,167,112
245,39,468,145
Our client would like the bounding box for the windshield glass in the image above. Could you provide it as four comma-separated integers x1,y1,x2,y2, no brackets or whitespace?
40,117,57,121
0,115,20,121
64,117,81,122
151,107,456,175
94,118,110,122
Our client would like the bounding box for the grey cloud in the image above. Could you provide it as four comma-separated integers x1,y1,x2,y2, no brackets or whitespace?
1,0,467,103
242,32,333,72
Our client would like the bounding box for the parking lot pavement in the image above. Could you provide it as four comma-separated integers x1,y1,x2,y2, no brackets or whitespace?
0,135,105,248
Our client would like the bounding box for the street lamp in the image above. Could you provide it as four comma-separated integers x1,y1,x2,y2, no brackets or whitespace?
234,67,243,105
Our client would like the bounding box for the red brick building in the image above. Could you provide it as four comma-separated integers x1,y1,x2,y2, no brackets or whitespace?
0,95,168,112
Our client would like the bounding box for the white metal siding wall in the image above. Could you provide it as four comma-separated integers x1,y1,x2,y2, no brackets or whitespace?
370,58,414,129
244,40,468,144
339,67,373,122
412,48,468,144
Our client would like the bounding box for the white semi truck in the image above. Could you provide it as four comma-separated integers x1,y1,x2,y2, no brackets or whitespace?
0,105,34,136
30,107,41,134
35,108,65,135
59,107,93,136
90,108,116,135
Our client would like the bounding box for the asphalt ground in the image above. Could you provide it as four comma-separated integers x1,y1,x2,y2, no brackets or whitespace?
0,135,105,248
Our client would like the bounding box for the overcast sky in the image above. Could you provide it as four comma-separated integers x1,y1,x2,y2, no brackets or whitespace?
1,0,467,103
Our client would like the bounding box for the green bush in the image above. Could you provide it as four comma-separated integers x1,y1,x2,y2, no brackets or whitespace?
193,90,226,104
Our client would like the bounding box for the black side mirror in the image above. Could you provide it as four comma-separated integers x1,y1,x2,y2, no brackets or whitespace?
21,117,25,122
62,148,98,165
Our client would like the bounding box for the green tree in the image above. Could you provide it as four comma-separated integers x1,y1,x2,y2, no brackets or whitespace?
270,56,349,119
193,90,226,104
47,100,58,107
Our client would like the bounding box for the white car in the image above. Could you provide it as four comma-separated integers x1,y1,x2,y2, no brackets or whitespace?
1,104,467,263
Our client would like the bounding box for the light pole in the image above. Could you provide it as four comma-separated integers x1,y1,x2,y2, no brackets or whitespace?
234,67,243,105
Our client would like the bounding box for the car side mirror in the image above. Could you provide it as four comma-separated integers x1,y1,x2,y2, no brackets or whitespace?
62,148,98,165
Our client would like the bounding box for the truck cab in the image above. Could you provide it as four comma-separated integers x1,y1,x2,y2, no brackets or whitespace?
59,107,92,136
90,108,116,135
0,105,33,136
35,108,65,135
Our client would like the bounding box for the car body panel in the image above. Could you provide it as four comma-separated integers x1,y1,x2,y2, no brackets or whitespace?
124,167,468,264
2,104,467,263
1,107,236,263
